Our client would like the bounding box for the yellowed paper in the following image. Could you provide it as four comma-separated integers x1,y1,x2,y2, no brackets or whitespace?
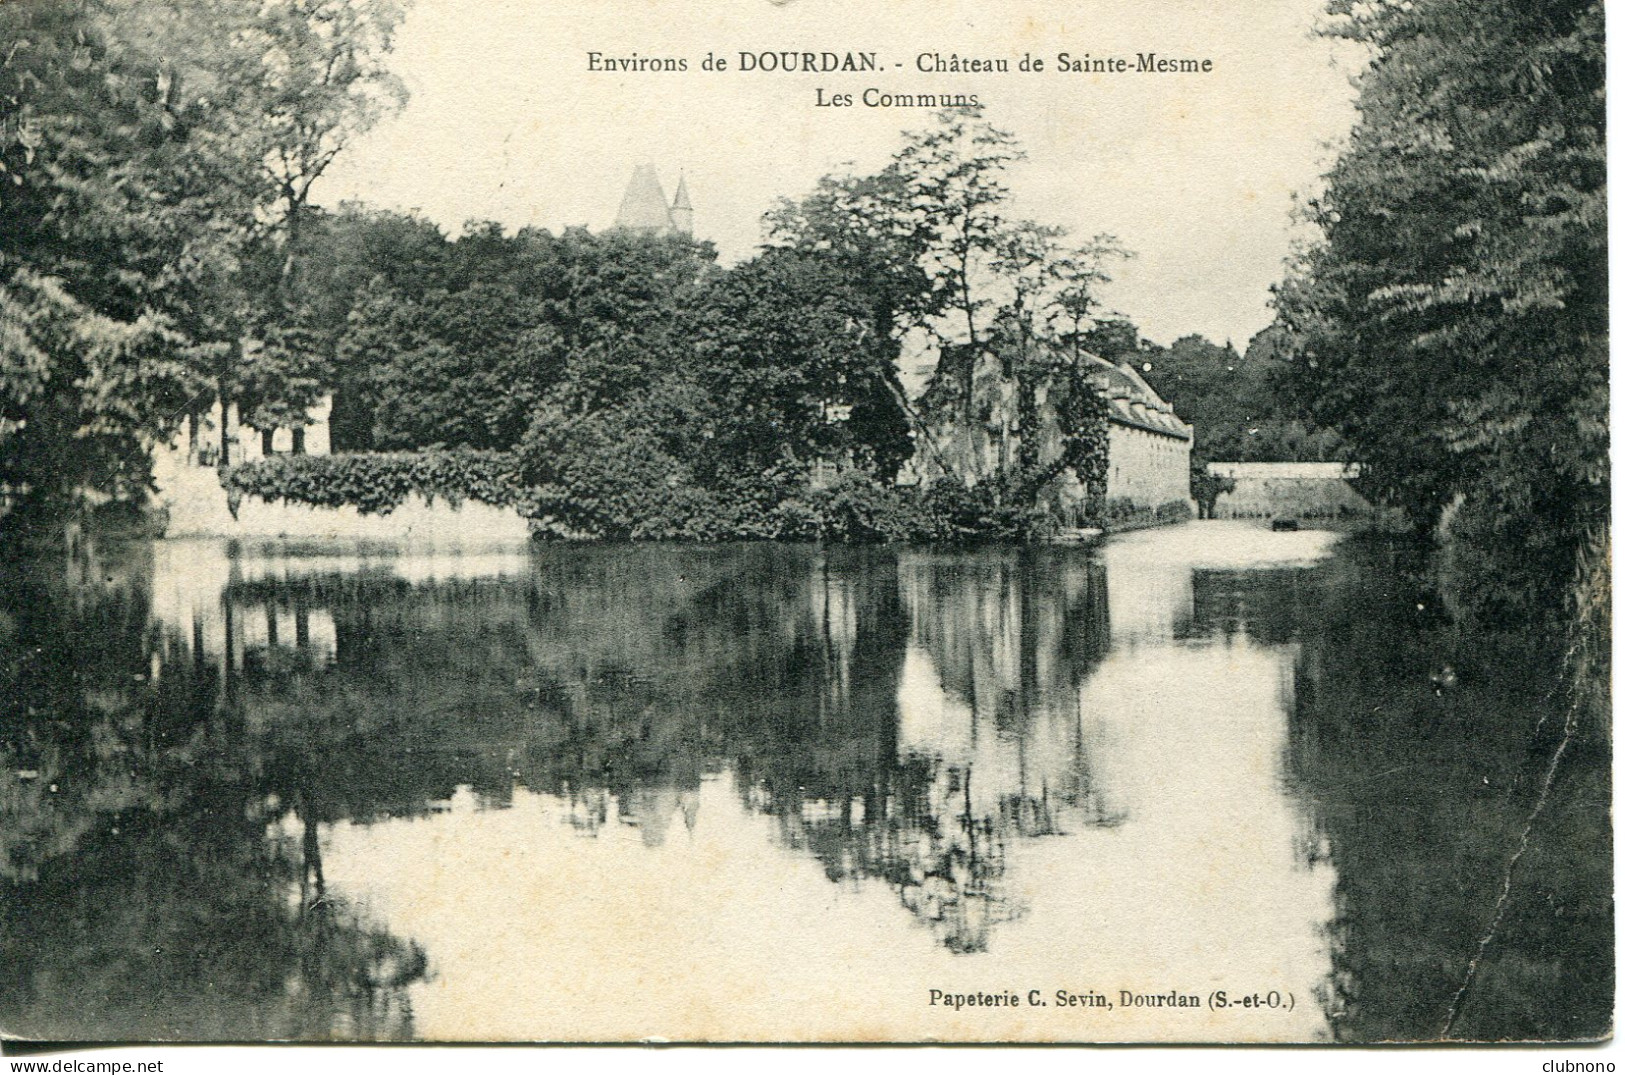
0,0,1611,1057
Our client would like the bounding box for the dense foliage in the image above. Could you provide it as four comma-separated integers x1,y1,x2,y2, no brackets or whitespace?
218,447,1080,545
220,450,525,518
2,29,1141,544
766,108,1123,515
304,108,1118,541
332,225,717,452
1274,0,1606,625
2,1,226,508
493,240,913,540
0,268,197,505
1,13,1172,549
0,0,405,515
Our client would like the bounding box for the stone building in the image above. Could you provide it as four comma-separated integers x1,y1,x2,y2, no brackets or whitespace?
911,344,1194,520
1085,354,1194,508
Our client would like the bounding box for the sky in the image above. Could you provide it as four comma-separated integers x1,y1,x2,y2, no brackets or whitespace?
322,0,1366,350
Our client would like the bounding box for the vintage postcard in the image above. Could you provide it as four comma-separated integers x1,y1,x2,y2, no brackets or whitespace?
0,0,1611,1056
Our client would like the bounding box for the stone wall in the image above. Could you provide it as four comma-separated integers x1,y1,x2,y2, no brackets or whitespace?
153,460,531,546
1209,462,1371,519
1106,423,1192,506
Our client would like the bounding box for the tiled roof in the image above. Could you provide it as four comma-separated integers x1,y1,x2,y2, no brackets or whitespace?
1077,352,1193,440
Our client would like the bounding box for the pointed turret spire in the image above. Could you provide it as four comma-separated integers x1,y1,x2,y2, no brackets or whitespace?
670,172,693,236
614,163,675,232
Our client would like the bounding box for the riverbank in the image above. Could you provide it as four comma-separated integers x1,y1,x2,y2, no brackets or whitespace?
143,451,1200,547
157,462,531,547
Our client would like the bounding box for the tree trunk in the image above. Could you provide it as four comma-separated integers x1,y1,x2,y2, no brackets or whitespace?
218,388,231,468
958,264,977,417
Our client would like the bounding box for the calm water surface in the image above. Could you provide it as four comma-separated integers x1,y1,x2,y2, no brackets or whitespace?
0,521,1610,1042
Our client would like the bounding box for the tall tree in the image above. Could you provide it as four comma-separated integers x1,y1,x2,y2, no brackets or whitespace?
771,108,1126,491
1046,241,1129,362
0,0,248,510
765,169,936,347
771,108,1031,417
1275,0,1605,620
690,247,912,482
0,0,412,504
893,107,1025,410
276,203,451,449
223,0,409,448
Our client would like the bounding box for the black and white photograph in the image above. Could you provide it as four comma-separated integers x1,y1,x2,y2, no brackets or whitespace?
0,0,1612,1057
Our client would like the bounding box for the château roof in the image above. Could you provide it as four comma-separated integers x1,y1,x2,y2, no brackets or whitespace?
615,163,676,231
1077,352,1193,440
671,173,692,211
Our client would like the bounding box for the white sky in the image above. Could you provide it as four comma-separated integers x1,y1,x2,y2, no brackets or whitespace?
322,0,1365,350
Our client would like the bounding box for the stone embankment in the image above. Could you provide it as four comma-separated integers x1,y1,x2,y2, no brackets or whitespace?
153,462,531,546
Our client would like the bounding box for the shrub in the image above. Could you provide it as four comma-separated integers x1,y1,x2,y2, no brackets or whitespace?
1155,499,1194,523
518,406,722,540
798,475,1045,545
797,472,925,544
1097,496,1193,530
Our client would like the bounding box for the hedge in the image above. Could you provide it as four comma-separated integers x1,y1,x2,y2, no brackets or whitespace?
219,451,529,518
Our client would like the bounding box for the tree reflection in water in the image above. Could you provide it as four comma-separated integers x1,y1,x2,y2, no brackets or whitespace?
1,530,1609,1042
0,540,426,1042
1277,541,1613,1042
739,550,1119,953
2,539,1120,1007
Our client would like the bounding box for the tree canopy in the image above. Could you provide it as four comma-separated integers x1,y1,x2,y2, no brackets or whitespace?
1275,0,1605,620
0,0,407,509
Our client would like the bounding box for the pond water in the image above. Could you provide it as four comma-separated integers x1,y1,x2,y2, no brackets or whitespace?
0,521,1610,1043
